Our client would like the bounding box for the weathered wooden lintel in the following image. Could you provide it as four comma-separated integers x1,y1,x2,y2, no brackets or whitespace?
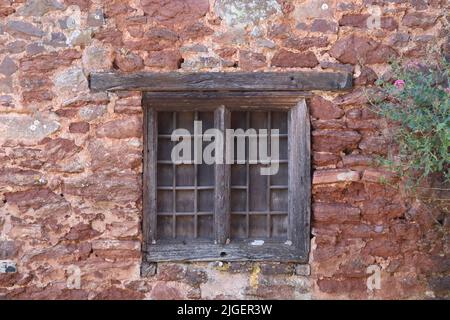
90,71,353,92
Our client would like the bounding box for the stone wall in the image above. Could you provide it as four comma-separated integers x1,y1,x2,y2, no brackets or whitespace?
0,0,448,299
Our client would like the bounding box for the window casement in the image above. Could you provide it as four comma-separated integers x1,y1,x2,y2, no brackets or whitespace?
143,93,311,262
90,71,352,263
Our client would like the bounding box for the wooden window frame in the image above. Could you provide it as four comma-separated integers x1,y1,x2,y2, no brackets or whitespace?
89,71,353,263
143,93,310,263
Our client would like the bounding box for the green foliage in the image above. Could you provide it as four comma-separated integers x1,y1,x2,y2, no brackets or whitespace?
372,54,450,186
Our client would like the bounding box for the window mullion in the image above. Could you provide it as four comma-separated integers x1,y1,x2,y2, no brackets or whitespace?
144,107,158,248
214,106,231,244
288,99,310,252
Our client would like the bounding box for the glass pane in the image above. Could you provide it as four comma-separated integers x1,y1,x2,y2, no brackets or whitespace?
279,137,288,160
157,140,173,161
231,111,247,130
176,215,194,239
271,163,288,186
157,216,173,239
175,191,194,212
271,215,288,239
271,112,287,134
249,164,267,211
250,111,267,130
198,111,214,130
198,163,214,186
157,190,172,213
198,215,213,239
157,164,173,187
233,134,247,163
271,189,288,211
231,189,247,212
177,111,195,133
158,112,173,134
231,214,247,239
176,164,194,186
198,190,214,212
249,214,267,238
231,165,246,186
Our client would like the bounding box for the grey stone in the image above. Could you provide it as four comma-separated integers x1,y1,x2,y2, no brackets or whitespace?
256,38,276,48
0,57,18,76
296,22,308,30
82,45,113,73
181,56,222,70
0,77,13,94
389,32,410,46
215,28,246,45
0,95,13,107
26,42,46,56
53,68,88,94
87,9,105,27
18,0,65,17
141,261,157,277
65,14,80,30
79,105,107,121
295,264,311,276
294,0,336,21
0,260,17,273
62,92,109,108
0,241,17,260
214,0,281,27
51,32,66,42
57,158,85,173
250,26,263,37
429,276,450,298
46,32,67,47
58,18,68,29
0,41,27,54
411,0,428,11
181,44,209,53
311,18,338,33
0,114,60,143
5,20,45,38
414,34,434,42
320,61,354,73
337,2,356,11
66,29,92,47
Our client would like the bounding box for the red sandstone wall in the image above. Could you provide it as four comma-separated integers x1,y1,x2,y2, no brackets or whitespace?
0,0,448,299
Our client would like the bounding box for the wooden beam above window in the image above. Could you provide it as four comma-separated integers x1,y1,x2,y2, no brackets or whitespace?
89,71,353,92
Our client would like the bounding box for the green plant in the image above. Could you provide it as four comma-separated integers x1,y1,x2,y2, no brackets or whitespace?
371,52,450,187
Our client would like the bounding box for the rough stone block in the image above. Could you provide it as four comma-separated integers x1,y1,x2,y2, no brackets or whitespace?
0,260,17,273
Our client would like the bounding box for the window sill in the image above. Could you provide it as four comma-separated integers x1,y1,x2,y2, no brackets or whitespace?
144,240,308,263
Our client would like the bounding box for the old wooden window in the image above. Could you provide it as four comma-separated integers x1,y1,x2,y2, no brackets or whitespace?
90,71,352,263
143,93,311,262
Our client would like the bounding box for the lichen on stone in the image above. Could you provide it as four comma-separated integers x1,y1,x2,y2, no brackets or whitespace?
214,0,281,27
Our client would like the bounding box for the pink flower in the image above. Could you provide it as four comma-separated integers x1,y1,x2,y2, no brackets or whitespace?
445,88,450,94
394,80,405,90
